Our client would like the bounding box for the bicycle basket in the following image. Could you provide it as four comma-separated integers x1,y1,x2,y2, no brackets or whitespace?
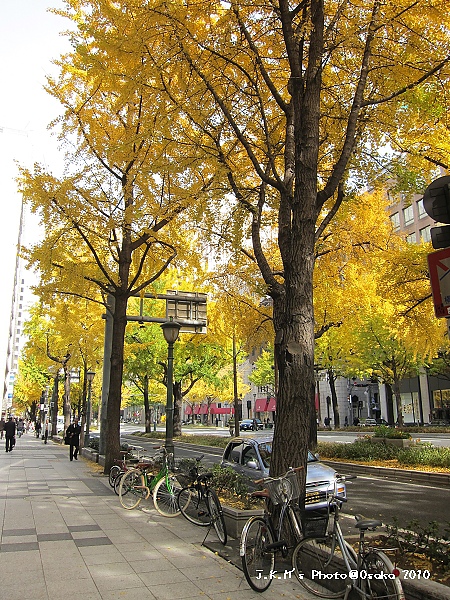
301,508,329,538
175,468,197,487
174,458,201,487
264,470,301,505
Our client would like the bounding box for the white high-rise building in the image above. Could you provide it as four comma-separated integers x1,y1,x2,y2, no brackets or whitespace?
1,202,37,417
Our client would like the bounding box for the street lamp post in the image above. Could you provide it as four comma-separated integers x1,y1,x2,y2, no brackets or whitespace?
161,319,181,461
85,370,96,447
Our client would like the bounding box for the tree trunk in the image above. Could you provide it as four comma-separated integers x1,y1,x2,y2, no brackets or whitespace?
79,371,88,449
393,378,404,427
265,1,323,483
63,365,71,431
103,293,128,473
143,374,151,433
328,369,341,428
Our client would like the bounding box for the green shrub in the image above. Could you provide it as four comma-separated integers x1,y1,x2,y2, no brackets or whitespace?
373,425,411,439
397,444,450,468
318,438,450,469
210,464,261,509
386,517,450,570
89,437,99,451
136,431,230,449
317,439,400,461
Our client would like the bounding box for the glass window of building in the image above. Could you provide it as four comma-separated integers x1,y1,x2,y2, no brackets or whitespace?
420,226,431,242
403,205,414,225
406,232,417,244
417,198,426,218
390,212,400,230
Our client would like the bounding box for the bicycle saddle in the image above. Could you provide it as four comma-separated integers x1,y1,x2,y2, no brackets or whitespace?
354,514,382,530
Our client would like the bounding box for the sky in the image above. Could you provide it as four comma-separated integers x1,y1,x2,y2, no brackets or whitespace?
0,1,70,381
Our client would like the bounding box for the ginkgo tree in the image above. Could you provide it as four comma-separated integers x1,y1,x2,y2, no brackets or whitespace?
11,355,49,420
20,296,104,437
120,0,450,478
347,228,446,425
18,5,213,470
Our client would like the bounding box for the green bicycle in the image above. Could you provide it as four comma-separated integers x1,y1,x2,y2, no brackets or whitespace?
118,446,181,517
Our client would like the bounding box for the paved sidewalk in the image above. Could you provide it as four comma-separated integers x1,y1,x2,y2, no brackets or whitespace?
0,433,314,600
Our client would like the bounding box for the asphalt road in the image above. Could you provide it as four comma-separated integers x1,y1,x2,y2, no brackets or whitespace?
119,429,450,532
121,423,450,446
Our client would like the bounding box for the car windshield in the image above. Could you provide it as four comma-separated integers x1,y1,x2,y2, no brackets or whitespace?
257,443,317,468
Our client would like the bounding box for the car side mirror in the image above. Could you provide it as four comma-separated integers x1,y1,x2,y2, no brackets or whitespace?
246,460,259,470
315,453,320,460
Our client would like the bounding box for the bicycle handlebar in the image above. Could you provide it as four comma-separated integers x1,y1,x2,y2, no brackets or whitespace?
254,465,304,485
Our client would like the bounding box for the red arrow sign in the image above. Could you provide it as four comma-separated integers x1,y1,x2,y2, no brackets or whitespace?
428,247,450,318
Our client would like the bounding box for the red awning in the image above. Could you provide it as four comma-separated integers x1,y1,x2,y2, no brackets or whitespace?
255,398,268,412
210,407,232,414
267,397,276,412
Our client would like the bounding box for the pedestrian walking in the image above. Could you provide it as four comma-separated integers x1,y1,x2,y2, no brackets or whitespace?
44,419,49,443
65,417,81,461
5,416,16,452
17,418,25,437
0,416,5,439
35,421,42,438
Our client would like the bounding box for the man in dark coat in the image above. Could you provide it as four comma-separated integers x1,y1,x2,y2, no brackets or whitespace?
65,417,81,461
5,416,16,452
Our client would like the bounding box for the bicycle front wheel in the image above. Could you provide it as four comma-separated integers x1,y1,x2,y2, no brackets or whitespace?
293,536,354,598
109,465,121,488
119,469,147,510
178,487,210,526
361,551,404,599
206,489,227,545
153,476,182,517
240,516,275,592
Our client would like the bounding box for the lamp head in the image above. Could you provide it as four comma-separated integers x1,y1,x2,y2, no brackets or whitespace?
161,319,181,344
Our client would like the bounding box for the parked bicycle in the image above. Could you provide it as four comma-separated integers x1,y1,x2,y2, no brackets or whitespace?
240,466,304,592
118,446,181,517
292,476,404,599
177,456,227,545
108,445,145,493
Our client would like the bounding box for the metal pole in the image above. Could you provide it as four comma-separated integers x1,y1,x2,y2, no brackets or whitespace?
85,379,92,447
165,340,175,460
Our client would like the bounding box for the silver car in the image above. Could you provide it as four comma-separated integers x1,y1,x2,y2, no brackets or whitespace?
221,436,346,510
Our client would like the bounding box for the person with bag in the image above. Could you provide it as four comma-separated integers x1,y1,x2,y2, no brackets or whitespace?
5,416,16,452
65,417,81,461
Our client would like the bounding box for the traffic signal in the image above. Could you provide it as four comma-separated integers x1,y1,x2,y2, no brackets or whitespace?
423,175,450,249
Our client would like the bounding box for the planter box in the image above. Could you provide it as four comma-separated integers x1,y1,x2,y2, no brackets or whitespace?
371,437,412,448
222,505,264,540
81,447,99,462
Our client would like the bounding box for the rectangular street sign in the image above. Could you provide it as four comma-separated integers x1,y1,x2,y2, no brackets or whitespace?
427,247,450,317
